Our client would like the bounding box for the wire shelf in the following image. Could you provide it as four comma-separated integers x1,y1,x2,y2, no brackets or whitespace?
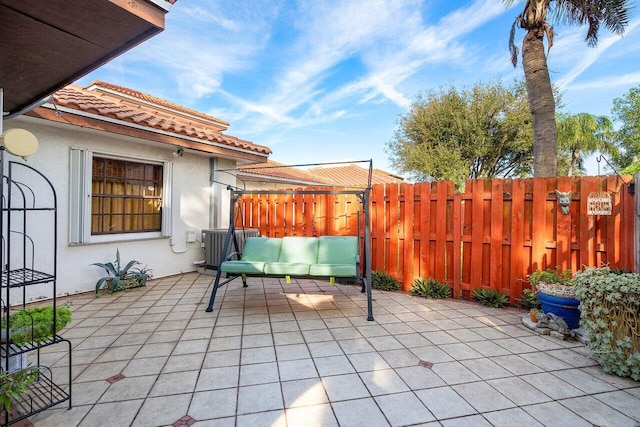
5,373,70,425
1,268,54,287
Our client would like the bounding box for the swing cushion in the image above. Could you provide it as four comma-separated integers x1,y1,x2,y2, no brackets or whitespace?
220,237,282,274
309,236,358,277
264,236,318,276
220,235,359,278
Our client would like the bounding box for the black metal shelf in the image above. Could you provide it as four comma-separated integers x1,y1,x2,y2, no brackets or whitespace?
1,334,69,357
4,368,70,425
1,268,54,288
1,160,71,426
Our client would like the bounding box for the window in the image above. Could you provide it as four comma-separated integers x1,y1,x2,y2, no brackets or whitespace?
70,149,172,244
91,157,163,234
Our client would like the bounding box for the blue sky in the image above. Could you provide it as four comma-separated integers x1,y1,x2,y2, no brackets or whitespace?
80,0,640,175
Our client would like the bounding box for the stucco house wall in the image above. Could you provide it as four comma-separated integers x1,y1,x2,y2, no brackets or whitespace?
3,117,220,302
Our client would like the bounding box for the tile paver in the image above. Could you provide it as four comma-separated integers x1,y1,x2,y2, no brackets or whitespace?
331,397,389,427
375,391,435,425
415,386,476,419
522,401,592,427
285,403,338,427
559,395,638,427
452,381,516,412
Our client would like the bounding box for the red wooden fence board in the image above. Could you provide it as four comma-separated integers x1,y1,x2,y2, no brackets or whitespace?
510,179,525,300
435,181,448,282
418,182,431,281
470,180,484,289
490,179,503,292
403,183,415,291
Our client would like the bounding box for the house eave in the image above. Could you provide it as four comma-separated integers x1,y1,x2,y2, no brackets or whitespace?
23,105,269,164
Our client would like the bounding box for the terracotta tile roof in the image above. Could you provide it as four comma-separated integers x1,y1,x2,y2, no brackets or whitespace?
238,160,329,185
47,82,271,156
308,164,404,186
89,81,229,127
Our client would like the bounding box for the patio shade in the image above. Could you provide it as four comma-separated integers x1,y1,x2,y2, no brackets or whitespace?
0,0,174,117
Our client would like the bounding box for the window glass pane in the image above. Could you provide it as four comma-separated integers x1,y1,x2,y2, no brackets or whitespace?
127,163,145,180
93,159,105,176
92,157,163,235
105,161,125,178
91,214,102,234
126,181,143,196
145,214,161,230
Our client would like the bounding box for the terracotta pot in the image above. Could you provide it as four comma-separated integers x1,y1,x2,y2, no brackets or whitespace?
529,310,538,322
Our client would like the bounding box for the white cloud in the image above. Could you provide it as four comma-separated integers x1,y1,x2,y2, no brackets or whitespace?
87,1,527,138
92,0,281,100
232,0,513,132
556,20,640,89
568,70,640,91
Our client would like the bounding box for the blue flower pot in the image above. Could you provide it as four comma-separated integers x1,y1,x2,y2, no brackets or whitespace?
538,292,581,329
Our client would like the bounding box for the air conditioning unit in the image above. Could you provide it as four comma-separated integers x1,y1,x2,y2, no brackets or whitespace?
202,228,260,269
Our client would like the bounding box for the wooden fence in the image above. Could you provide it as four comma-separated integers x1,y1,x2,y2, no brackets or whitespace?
235,176,635,304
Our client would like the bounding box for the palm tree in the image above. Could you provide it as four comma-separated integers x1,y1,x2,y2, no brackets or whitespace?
504,0,632,177
556,112,618,176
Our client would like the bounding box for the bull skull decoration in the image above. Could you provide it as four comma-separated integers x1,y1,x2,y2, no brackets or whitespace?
555,190,572,215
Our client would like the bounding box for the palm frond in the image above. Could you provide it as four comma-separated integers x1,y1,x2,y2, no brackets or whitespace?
554,0,631,47
509,19,520,67
545,24,554,52
602,0,632,34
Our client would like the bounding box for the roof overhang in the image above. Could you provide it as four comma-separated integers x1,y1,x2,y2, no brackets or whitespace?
1,0,174,118
24,105,269,164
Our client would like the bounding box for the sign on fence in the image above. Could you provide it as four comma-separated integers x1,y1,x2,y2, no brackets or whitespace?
587,191,612,215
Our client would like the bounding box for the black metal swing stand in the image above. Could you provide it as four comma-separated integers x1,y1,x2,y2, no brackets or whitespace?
204,160,374,322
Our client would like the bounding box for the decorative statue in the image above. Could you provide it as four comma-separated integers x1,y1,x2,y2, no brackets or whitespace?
555,190,572,215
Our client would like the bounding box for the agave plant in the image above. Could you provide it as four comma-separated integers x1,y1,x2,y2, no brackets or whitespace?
92,249,148,295
472,288,509,308
410,277,451,299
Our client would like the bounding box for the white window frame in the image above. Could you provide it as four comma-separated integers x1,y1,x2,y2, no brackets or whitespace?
69,148,173,244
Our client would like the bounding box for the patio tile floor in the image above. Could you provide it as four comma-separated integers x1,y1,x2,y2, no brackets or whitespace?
26,272,639,427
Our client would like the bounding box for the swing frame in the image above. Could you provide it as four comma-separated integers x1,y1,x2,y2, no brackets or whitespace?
205,160,374,322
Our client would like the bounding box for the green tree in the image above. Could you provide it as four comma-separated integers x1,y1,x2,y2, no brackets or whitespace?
556,112,617,176
612,86,640,174
505,0,632,177
386,81,533,188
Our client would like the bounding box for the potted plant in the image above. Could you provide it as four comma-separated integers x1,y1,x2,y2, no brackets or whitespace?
528,266,580,329
0,366,39,418
573,266,640,380
92,249,153,295
1,303,73,347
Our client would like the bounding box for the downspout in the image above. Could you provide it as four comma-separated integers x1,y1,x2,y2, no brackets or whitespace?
210,157,219,228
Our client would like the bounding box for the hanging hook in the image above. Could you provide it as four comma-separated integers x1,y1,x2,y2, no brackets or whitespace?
595,155,635,195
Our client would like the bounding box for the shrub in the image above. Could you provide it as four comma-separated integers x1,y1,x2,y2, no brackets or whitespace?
472,288,509,308
573,266,640,380
528,266,573,288
2,304,72,346
410,278,450,299
520,288,541,309
370,270,400,291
